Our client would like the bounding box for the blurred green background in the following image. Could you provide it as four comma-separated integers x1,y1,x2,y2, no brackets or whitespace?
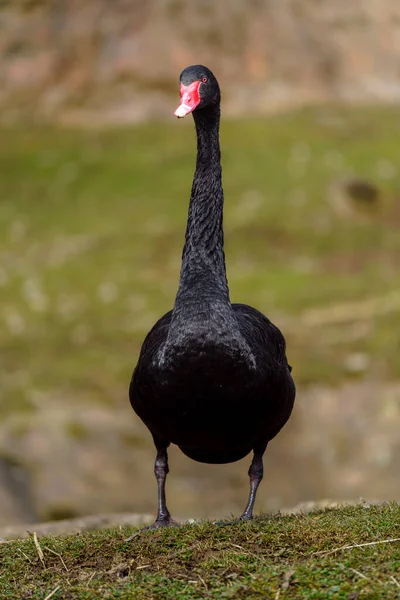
1,1,399,528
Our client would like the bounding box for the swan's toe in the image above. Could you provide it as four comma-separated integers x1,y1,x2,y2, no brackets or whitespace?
125,517,179,540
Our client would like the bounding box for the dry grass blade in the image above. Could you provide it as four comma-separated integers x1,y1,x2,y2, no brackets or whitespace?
229,543,246,551
349,567,369,580
86,571,97,587
44,585,61,600
314,537,400,557
198,574,208,590
44,546,69,572
390,576,400,588
228,542,261,561
282,568,295,590
17,548,32,563
32,531,45,567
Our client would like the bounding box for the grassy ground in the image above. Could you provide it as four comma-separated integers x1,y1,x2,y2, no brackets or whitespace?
0,504,399,599
1,105,400,420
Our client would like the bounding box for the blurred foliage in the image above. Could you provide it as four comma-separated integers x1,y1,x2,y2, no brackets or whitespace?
1,105,400,421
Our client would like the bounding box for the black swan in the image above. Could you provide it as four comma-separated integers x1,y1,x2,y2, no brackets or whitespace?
129,65,295,529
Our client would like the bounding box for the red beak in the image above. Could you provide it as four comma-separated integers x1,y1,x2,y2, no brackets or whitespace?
174,81,201,118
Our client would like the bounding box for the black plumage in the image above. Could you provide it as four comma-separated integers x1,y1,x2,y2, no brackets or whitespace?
129,65,295,529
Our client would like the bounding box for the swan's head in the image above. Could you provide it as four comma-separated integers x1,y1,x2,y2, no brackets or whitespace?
174,65,220,118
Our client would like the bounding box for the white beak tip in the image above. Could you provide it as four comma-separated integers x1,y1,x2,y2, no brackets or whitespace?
174,104,191,118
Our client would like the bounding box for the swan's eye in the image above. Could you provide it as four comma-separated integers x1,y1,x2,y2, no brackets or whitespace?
202,76,208,83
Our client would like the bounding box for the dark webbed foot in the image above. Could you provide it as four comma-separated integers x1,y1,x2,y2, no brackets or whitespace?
214,514,252,528
155,516,178,526
214,518,241,527
125,516,179,541
144,516,179,531
238,513,253,522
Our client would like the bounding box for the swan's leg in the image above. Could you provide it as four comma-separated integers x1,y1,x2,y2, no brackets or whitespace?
125,441,177,540
215,444,267,526
153,443,176,526
239,444,267,521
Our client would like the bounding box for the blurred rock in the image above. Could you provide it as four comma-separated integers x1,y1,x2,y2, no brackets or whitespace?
1,1,400,123
0,456,36,524
0,512,153,541
0,381,399,526
344,353,370,374
328,176,382,217
279,498,387,515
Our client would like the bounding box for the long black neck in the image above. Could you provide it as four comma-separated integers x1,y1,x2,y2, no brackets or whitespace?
172,105,230,316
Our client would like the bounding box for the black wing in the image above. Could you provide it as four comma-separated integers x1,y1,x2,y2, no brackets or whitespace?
232,303,292,371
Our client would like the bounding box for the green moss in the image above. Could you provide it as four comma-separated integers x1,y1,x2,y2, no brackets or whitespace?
0,504,399,598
